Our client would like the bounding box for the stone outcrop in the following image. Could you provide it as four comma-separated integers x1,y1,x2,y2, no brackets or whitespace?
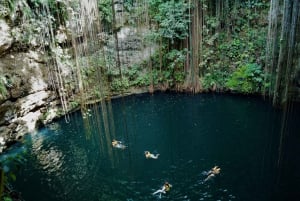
0,50,56,151
0,19,13,56
119,27,156,67
0,15,80,152
0,4,75,152
0,1,156,153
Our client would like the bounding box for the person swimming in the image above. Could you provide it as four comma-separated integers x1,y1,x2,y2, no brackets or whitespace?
204,166,221,182
144,151,160,159
152,182,172,198
112,139,127,149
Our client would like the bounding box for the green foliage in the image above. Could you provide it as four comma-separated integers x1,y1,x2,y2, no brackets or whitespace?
149,0,189,43
70,101,79,109
243,0,269,9
226,63,265,93
125,64,141,81
124,64,149,87
199,0,268,93
0,149,27,199
111,78,130,92
174,71,185,83
147,47,187,87
123,0,134,12
98,0,112,28
27,0,68,25
2,0,69,48
1,0,270,96
0,0,13,17
143,0,267,92
3,196,13,201
202,70,228,91
165,49,186,84
132,74,150,87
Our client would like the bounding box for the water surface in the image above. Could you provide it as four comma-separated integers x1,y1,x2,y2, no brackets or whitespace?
13,93,285,201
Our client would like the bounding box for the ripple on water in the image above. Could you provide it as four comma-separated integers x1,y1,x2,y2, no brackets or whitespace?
14,93,279,201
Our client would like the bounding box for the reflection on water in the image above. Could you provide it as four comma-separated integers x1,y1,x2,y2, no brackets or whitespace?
31,131,64,175
12,93,297,201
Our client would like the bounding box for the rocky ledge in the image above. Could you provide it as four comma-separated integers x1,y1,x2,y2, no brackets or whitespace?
0,49,63,153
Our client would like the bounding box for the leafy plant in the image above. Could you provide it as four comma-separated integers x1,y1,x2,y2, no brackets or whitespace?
0,148,27,200
165,49,187,85
0,0,13,17
98,0,113,29
149,0,189,43
226,63,265,93
132,74,150,87
202,70,227,91
110,78,130,92
3,196,13,201
125,64,141,81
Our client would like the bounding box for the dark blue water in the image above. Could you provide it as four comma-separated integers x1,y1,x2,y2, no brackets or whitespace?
11,93,291,201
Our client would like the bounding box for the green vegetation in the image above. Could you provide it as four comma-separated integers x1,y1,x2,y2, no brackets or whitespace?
226,63,265,93
198,0,268,92
98,0,113,29
1,0,291,100
142,0,268,93
0,150,27,200
149,0,189,43
1,0,271,97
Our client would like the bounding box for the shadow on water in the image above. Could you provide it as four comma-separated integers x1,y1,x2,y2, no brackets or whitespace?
8,93,300,201
271,102,300,201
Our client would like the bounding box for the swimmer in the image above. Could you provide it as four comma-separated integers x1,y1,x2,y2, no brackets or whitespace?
153,182,172,198
112,139,127,149
144,151,160,159
204,166,221,182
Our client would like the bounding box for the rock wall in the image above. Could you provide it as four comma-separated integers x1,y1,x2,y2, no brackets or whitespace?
0,19,13,56
0,20,63,153
115,26,156,68
0,1,156,153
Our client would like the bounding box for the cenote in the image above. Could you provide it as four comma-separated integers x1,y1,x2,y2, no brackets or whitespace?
10,93,299,201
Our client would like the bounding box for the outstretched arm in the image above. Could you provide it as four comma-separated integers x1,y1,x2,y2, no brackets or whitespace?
153,189,164,195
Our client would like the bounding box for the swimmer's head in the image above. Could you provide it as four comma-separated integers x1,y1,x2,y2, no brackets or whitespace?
112,140,118,146
164,182,171,191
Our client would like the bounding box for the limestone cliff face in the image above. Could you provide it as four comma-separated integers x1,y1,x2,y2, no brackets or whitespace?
0,1,156,152
0,19,65,152
0,19,13,56
0,21,152,153
115,26,156,68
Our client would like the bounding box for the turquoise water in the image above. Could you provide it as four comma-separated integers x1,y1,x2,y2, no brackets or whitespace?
12,93,291,200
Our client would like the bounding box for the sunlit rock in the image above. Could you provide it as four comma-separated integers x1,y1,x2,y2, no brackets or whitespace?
0,100,15,125
0,19,13,55
30,77,48,93
20,110,42,132
0,52,48,98
27,50,44,63
0,137,5,145
56,26,68,43
17,91,49,116
42,108,59,124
